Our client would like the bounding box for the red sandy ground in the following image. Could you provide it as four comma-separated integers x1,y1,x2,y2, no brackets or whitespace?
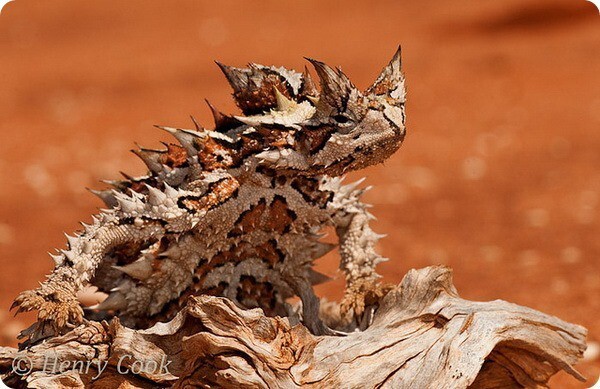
0,0,598,386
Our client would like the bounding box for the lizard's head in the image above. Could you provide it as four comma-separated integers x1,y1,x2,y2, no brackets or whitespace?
300,47,406,175
215,47,406,176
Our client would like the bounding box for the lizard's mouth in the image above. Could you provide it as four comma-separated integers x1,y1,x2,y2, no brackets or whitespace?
346,136,403,172
304,141,400,177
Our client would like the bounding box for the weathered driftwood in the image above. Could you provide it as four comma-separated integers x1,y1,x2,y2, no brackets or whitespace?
0,266,587,388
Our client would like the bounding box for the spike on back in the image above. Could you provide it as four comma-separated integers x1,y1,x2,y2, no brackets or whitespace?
190,115,202,131
216,61,304,115
205,99,243,133
131,147,165,173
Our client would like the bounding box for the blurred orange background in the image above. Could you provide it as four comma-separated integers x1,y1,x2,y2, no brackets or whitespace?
0,0,599,386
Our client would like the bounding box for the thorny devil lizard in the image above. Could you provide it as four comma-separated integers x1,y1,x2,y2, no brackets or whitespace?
12,48,406,343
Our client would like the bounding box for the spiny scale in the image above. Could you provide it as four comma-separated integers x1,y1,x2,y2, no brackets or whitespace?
13,48,407,344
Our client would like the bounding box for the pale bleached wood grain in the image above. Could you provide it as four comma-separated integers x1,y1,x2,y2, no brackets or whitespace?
0,266,587,388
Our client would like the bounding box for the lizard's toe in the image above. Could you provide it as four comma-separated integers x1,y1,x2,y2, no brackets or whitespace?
13,289,84,330
340,279,392,319
12,290,44,313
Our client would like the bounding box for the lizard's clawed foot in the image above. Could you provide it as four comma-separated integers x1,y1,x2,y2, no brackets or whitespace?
340,279,392,329
12,288,84,332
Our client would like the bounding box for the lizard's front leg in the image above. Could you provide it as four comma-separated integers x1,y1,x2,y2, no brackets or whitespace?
329,179,391,327
12,213,165,339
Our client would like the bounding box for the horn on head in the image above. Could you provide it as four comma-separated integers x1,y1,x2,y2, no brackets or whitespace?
366,46,405,105
305,58,361,109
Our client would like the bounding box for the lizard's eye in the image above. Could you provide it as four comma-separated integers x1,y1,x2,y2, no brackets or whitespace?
331,114,355,134
333,114,350,124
